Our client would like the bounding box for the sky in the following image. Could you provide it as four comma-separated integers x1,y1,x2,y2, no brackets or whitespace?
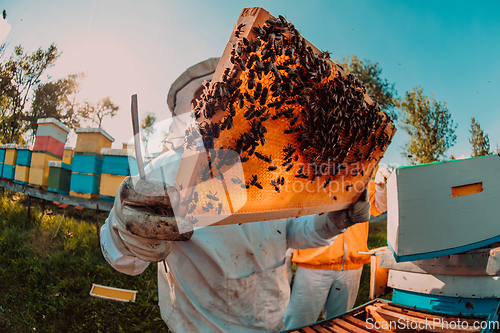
0,0,499,167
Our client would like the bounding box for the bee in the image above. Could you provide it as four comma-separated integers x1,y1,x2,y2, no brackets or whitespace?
193,192,199,203
280,177,285,185
259,88,269,105
207,191,219,201
285,163,294,171
206,202,214,209
244,92,256,104
234,23,245,38
345,184,353,191
333,196,337,201
187,203,197,214
268,165,277,171
217,203,223,215
202,205,210,212
231,177,242,184
255,151,271,163
323,178,331,188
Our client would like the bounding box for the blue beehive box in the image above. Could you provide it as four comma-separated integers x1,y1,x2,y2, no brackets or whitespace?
100,148,139,176
70,173,101,194
2,164,15,179
16,145,32,167
71,153,103,175
0,144,6,177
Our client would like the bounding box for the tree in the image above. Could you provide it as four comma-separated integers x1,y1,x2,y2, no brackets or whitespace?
0,44,61,143
78,96,119,127
141,112,156,148
338,55,398,121
27,72,85,141
397,86,457,165
468,117,490,157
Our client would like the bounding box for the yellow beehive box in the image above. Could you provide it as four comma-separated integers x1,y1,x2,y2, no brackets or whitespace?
63,146,74,164
75,128,114,154
29,152,62,187
15,165,30,183
4,144,18,165
100,173,127,197
31,152,62,170
122,142,135,150
69,191,100,200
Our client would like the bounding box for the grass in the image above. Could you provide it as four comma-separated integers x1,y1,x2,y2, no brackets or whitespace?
0,189,391,332
0,190,169,333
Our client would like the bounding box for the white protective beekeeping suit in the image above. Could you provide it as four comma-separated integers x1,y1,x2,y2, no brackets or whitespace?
100,58,370,333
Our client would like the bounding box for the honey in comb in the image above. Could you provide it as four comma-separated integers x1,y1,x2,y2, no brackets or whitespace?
183,13,394,217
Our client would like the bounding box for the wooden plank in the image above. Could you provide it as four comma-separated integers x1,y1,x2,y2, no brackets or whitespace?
309,324,335,333
333,319,371,333
342,315,392,333
377,303,479,326
388,155,500,262
0,179,113,211
369,254,388,300
370,306,480,333
377,245,500,276
388,269,500,298
174,7,395,226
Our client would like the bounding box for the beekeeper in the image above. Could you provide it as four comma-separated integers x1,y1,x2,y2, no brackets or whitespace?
100,57,371,333
283,165,392,330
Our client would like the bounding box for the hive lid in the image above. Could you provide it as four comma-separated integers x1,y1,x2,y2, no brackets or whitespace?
37,118,70,133
101,148,136,157
75,127,115,142
48,160,72,170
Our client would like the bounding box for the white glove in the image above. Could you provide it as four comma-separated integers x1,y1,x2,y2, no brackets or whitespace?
107,176,193,263
327,189,371,231
374,165,393,213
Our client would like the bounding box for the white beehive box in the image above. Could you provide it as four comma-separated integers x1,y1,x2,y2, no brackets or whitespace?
387,154,500,262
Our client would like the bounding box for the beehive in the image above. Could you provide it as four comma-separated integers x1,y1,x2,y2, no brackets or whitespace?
74,127,114,154
63,146,74,164
175,7,395,226
47,161,72,195
33,118,69,158
387,154,500,262
16,145,32,167
99,148,138,201
0,144,6,176
2,144,18,179
28,152,62,187
14,166,30,184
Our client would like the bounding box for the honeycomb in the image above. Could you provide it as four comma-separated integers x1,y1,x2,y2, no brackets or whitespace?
177,8,395,225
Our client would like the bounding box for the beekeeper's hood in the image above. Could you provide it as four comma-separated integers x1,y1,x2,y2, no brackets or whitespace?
165,57,220,150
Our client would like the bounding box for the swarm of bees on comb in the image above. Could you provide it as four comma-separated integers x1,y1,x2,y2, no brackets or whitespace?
182,13,395,219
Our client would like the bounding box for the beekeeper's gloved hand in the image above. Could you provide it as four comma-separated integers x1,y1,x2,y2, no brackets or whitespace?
327,189,371,232
374,165,393,213
108,176,193,262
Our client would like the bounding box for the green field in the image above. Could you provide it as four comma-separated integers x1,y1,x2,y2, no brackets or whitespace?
0,190,390,332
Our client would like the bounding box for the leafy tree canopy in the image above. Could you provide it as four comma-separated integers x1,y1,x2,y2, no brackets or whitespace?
397,86,457,165
337,55,398,122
